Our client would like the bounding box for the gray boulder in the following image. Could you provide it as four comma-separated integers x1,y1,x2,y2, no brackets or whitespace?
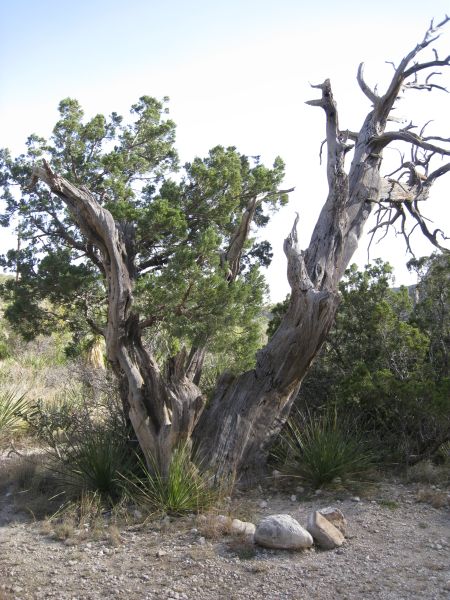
254,514,313,550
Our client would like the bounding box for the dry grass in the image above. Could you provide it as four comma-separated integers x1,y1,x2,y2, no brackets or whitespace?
196,512,233,539
0,452,62,520
416,487,449,509
406,460,449,485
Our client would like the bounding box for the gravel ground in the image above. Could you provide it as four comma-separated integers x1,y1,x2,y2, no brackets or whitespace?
1,455,449,600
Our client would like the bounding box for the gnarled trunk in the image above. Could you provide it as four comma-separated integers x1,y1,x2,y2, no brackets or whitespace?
31,19,450,481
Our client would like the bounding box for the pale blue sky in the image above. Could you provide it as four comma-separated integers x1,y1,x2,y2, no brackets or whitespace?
1,0,449,299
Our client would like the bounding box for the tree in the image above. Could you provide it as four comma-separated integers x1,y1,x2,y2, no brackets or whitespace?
408,252,450,379
283,260,449,463
1,19,449,481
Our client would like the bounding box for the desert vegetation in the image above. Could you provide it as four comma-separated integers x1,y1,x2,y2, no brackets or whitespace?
0,19,449,534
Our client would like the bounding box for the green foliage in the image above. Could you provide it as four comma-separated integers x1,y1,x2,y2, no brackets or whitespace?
0,97,286,381
271,259,450,465
277,409,374,488
51,425,133,503
408,252,450,379
123,444,219,516
0,389,30,443
26,392,82,447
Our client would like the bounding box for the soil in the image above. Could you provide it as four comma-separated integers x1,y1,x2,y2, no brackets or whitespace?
0,452,449,600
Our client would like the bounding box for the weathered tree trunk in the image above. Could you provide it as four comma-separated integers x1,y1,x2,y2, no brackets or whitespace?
32,19,450,481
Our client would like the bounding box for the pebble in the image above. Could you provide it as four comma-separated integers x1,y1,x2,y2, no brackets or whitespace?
351,496,361,502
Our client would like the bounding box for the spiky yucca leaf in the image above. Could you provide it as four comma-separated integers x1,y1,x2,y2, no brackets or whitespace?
123,444,219,516
280,409,375,488
0,390,29,441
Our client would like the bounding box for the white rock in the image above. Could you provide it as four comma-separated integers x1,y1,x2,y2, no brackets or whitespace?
258,500,268,508
231,518,256,536
351,496,361,502
290,495,297,502
254,514,313,550
306,511,345,550
317,506,347,535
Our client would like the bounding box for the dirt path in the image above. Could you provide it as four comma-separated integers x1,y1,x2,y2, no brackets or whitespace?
1,461,449,600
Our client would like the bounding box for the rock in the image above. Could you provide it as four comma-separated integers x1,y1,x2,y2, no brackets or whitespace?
306,511,345,550
258,500,268,509
351,496,361,502
290,495,297,502
156,549,167,557
317,506,347,535
254,514,313,550
231,519,256,536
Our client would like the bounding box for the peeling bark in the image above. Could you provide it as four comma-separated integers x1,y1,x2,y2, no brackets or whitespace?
31,18,450,482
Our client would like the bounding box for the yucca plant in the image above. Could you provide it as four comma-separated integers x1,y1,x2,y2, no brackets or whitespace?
123,443,219,516
52,426,134,503
279,409,375,488
0,389,29,443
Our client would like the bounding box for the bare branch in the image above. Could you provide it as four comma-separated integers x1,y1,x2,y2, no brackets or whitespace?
372,130,450,155
357,63,379,104
376,17,450,124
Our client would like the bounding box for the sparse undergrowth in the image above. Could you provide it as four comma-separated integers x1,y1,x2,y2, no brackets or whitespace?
273,409,375,489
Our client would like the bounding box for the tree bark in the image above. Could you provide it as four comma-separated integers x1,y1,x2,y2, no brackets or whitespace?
31,19,450,482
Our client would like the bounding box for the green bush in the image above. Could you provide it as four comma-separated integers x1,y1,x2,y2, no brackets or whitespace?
51,425,134,503
278,410,375,488
123,443,219,516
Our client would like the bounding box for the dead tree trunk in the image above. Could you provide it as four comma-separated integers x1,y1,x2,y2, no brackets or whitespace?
194,18,450,479
32,18,450,481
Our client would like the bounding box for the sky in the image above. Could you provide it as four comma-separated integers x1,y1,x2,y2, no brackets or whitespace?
1,0,449,301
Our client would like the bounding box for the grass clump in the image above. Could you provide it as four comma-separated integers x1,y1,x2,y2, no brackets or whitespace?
277,409,375,488
0,389,30,445
124,443,220,517
51,426,134,503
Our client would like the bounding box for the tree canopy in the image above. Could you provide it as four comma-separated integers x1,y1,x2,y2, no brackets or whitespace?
0,18,449,480
0,96,287,374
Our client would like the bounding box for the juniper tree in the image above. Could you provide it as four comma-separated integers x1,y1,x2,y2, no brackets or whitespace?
1,18,449,480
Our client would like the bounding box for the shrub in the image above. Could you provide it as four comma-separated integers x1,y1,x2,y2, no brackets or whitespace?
52,426,134,503
26,391,82,447
0,389,29,444
277,409,375,488
123,443,219,516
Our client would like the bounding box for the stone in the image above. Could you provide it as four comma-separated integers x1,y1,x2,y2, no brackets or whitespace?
258,500,268,509
231,519,256,536
290,495,297,502
306,511,345,550
254,514,313,550
351,496,361,502
317,506,347,535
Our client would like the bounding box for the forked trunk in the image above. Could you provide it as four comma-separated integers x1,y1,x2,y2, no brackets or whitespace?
31,19,450,481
